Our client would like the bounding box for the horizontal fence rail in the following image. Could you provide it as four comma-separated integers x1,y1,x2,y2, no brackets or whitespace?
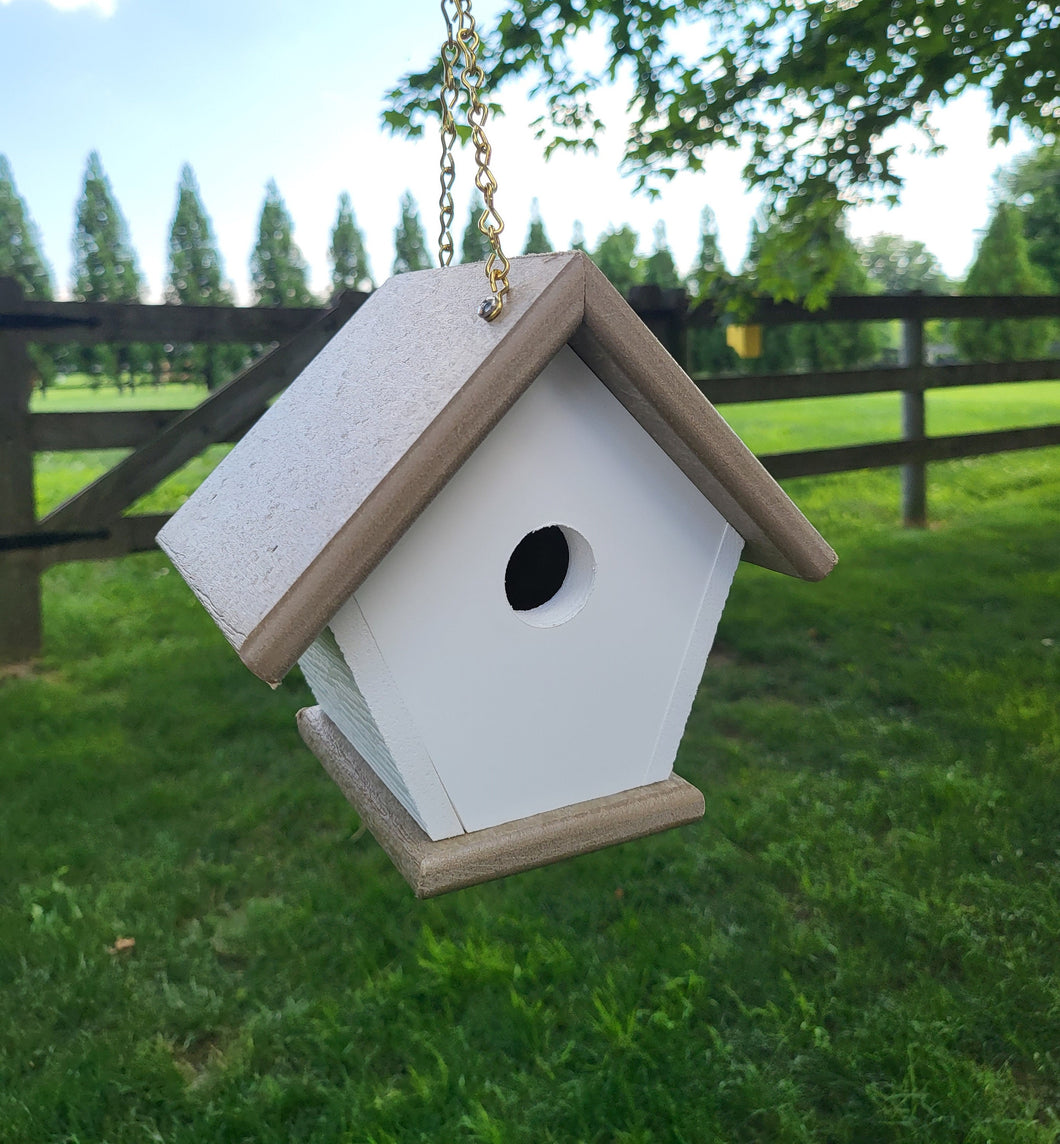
1,275,1058,665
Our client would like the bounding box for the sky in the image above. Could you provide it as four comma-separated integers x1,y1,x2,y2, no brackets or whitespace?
0,0,1039,303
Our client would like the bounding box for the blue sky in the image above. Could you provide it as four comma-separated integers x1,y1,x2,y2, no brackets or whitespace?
0,0,1036,301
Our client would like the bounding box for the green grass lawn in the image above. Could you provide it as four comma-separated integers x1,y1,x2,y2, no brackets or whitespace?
2,383,1058,1141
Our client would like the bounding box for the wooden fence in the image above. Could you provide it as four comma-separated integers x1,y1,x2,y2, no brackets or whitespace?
1,276,1058,666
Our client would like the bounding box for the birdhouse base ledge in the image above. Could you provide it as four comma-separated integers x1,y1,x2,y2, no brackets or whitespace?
297,706,706,898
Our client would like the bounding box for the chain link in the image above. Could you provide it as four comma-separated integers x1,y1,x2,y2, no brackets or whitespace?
437,0,511,320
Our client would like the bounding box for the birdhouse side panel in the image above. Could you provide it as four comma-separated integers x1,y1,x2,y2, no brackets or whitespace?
641,522,744,785
325,595,466,841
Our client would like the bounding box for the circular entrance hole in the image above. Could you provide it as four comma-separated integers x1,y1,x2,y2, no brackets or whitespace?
504,524,595,627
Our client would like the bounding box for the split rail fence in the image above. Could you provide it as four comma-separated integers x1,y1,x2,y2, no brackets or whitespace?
1,275,1058,666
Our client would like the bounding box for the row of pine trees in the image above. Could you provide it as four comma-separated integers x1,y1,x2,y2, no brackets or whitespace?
1,146,1056,389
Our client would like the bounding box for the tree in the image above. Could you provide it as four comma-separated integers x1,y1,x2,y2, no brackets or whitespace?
592,226,640,297
166,164,240,390
522,198,552,254
329,192,373,294
71,151,146,383
686,207,736,377
642,221,680,288
0,155,57,387
856,235,949,294
0,155,53,300
956,202,1053,363
386,0,1059,300
250,180,315,306
460,193,492,264
393,191,431,274
1004,141,1060,290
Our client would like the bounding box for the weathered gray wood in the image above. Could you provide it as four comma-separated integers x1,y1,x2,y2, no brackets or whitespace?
42,293,360,533
36,514,169,569
31,410,185,450
901,316,927,527
688,293,1060,329
297,705,706,898
0,279,42,663
0,293,368,345
761,423,1060,479
698,358,1060,405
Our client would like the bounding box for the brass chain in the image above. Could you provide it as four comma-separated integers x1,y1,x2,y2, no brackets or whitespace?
437,0,511,321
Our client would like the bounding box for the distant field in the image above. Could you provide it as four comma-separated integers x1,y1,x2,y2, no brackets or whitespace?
3,379,1058,1142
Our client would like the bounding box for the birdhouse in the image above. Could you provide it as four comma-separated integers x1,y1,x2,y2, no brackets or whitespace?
158,252,835,897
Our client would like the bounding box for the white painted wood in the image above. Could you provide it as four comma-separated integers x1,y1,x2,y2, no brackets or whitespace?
352,346,731,833
641,524,744,785
327,596,465,840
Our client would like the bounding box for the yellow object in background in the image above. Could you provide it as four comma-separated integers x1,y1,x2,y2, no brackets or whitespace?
725,324,763,359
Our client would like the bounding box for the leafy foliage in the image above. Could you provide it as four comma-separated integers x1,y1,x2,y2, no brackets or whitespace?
329,191,373,294
249,180,315,307
956,201,1054,362
1004,140,1060,291
166,164,241,390
522,197,552,254
392,190,431,274
385,0,1060,300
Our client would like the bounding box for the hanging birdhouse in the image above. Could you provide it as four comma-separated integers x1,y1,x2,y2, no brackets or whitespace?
158,252,835,897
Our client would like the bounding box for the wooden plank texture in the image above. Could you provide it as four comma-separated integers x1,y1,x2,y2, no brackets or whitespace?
761,423,1060,479
0,297,42,662
297,705,706,898
698,359,1060,404
0,293,368,345
42,293,360,532
36,514,170,569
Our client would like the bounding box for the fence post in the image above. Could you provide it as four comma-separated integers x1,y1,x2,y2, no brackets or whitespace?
900,306,927,527
0,277,42,666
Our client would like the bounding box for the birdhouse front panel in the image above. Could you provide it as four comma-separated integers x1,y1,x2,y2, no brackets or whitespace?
298,344,745,838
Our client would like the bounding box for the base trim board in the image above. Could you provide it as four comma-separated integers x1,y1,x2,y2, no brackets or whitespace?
297,705,705,898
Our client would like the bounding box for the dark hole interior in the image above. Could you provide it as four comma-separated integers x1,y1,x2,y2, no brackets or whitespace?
505,526,570,611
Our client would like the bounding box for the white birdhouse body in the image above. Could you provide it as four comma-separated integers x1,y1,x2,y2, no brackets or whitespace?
298,344,744,839
158,251,835,895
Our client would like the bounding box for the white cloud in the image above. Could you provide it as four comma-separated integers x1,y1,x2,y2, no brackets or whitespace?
0,0,117,15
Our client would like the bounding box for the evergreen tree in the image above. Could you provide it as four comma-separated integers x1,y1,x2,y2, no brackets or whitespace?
250,180,315,306
686,207,736,377
329,192,373,294
0,155,57,386
0,156,53,300
393,191,431,274
570,220,587,253
71,151,146,384
956,202,1053,362
1004,141,1060,290
738,211,796,373
460,194,492,264
642,221,680,288
166,164,239,390
522,198,552,254
592,226,641,296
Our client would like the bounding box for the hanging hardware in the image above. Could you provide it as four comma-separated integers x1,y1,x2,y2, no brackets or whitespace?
437,0,511,321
